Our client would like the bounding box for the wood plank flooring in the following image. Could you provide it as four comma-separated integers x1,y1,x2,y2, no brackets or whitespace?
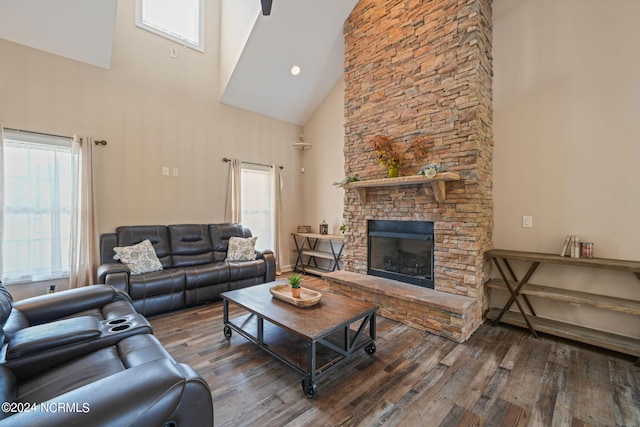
149,277,640,427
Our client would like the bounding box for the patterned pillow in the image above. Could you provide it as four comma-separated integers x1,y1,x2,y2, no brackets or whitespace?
225,236,258,262
113,239,163,275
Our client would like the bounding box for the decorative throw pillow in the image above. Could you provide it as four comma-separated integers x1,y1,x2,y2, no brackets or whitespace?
225,236,258,262
113,239,163,275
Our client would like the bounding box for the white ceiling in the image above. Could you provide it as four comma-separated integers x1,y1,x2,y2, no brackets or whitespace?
220,0,358,125
0,0,117,70
0,0,356,126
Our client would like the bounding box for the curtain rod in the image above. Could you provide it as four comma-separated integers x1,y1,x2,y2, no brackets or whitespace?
3,127,70,140
4,128,107,146
223,157,283,170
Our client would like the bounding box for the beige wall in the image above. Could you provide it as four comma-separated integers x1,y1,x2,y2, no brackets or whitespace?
0,0,301,298
301,78,346,235
292,78,346,270
492,0,640,337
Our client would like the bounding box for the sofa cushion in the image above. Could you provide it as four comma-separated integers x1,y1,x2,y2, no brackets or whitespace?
116,225,172,269
113,239,163,275
227,259,267,281
15,334,173,404
183,262,230,289
169,224,214,267
128,269,185,300
225,236,258,262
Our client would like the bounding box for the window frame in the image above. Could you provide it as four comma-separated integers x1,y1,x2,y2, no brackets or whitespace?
1,129,73,284
135,0,205,53
240,163,275,253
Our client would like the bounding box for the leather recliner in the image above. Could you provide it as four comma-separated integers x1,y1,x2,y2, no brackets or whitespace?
0,283,214,426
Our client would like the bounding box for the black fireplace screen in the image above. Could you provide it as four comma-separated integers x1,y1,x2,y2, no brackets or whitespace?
367,220,434,288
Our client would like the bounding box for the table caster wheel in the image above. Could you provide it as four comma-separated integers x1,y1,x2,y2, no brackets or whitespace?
365,342,376,355
301,378,317,398
223,325,232,340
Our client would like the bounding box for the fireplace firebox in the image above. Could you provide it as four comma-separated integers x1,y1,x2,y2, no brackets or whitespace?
367,220,434,288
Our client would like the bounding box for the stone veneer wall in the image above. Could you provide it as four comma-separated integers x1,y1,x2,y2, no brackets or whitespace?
342,0,493,333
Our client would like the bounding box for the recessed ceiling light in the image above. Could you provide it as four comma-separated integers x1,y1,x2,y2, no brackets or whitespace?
290,65,301,76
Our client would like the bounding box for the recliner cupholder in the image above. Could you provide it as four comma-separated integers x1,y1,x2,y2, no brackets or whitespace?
109,324,132,332
107,318,128,326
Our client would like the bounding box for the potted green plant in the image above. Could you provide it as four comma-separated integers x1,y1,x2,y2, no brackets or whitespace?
289,273,302,298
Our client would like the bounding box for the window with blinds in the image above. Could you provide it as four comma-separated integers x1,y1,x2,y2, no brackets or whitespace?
1,129,73,284
240,163,275,252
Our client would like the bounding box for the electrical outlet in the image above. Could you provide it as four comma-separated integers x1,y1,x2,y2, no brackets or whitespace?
172,168,179,177
162,167,170,176
522,216,533,228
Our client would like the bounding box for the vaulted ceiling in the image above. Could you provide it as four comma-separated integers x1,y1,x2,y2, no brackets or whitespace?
0,0,357,126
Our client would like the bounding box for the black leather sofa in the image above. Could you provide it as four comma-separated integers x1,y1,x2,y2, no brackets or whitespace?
98,223,277,316
0,283,213,426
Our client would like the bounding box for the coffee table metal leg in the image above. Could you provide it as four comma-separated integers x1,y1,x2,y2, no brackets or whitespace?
223,299,232,340
257,317,264,345
302,341,318,398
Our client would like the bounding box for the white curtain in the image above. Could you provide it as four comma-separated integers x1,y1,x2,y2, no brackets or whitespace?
224,158,241,223
69,136,99,288
274,166,284,274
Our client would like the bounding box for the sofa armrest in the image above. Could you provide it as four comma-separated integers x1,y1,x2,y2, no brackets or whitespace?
6,316,101,359
258,250,277,282
12,285,130,326
97,263,130,295
0,359,213,427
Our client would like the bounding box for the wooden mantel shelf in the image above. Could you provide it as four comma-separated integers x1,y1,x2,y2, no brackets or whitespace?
344,172,461,203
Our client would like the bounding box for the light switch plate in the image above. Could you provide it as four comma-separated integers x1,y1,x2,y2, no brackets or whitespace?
522,216,533,228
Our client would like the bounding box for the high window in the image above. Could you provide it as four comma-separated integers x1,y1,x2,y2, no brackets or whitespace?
1,129,73,283
136,0,205,52
240,164,274,252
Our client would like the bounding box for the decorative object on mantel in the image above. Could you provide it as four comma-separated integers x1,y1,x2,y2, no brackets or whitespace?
319,220,328,235
418,162,447,179
297,225,312,233
370,135,428,178
332,175,361,188
344,173,461,203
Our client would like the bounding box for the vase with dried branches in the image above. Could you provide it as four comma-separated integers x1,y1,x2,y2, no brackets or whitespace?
370,135,428,177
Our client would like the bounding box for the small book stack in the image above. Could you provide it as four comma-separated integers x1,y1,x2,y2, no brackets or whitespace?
560,235,581,258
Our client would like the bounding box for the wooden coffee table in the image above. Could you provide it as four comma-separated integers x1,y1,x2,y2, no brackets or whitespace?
221,281,378,398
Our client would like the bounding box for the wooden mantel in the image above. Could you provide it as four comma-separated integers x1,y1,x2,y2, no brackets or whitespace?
345,172,461,203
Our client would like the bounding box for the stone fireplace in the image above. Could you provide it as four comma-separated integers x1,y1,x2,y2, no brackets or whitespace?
326,0,493,342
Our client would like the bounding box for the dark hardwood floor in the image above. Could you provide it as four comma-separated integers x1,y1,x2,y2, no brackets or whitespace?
150,277,640,427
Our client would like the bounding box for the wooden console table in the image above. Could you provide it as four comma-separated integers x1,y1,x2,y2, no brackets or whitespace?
486,249,640,364
292,233,345,277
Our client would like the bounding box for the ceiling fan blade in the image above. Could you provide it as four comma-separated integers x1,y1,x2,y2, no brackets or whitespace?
261,0,272,15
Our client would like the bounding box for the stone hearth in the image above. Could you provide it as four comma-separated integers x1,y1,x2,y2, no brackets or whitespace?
339,0,493,341
324,271,478,342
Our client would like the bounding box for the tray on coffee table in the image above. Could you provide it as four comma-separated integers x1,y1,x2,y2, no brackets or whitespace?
269,284,322,307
